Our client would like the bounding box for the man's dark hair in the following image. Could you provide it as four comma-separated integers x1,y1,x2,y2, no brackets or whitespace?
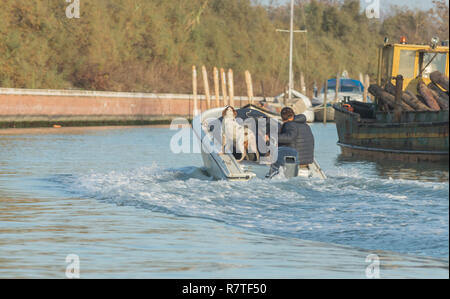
281,107,295,121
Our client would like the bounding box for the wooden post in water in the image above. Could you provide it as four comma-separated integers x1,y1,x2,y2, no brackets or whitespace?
228,69,235,107
245,70,254,105
260,80,266,100
364,74,370,103
220,68,228,106
300,72,306,95
202,65,211,110
192,65,199,116
334,74,340,103
213,67,220,108
323,80,328,125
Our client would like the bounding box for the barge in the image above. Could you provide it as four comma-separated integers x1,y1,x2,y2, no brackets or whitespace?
333,38,449,162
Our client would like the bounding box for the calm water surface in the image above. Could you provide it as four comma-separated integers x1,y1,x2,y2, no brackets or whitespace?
0,125,448,278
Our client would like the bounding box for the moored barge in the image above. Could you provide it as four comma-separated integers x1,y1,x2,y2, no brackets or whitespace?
334,38,449,162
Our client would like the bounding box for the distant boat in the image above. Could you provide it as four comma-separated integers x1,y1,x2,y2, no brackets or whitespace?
262,0,313,123
312,78,369,122
258,90,315,123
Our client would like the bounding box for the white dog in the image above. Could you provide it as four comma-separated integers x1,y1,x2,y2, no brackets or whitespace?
221,106,259,162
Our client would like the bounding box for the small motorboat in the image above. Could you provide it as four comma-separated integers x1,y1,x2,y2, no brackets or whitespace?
260,90,315,123
192,106,327,181
312,78,370,122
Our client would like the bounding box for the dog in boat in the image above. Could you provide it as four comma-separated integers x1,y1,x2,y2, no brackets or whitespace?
221,106,259,162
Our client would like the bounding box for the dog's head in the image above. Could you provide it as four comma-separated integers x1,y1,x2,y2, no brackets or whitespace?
222,106,237,119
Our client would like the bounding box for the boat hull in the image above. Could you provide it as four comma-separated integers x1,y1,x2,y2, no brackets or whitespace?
194,107,327,181
334,104,449,162
338,143,448,162
315,106,335,122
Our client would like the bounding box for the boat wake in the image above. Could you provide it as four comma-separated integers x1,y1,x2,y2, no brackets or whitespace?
54,165,449,259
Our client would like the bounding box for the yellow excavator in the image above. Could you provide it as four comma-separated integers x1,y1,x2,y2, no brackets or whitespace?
377,36,449,93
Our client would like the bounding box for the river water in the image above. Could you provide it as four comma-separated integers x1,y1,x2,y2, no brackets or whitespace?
0,124,448,278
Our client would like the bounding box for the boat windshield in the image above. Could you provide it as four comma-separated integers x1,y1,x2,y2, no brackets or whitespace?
422,52,447,78
323,79,363,94
341,85,362,93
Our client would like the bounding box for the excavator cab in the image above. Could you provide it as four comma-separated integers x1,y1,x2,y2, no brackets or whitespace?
377,37,449,91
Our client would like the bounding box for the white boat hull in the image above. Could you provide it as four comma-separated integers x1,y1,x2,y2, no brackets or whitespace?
315,106,335,122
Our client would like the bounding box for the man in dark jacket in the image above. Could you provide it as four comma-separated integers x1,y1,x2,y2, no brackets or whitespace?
266,107,315,178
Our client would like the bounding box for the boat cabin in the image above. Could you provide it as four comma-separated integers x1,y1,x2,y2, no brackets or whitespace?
322,79,365,94
377,37,449,91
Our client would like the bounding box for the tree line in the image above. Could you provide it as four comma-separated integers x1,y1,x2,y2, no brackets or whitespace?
0,0,448,97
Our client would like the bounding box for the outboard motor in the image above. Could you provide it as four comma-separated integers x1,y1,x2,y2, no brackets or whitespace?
282,156,299,178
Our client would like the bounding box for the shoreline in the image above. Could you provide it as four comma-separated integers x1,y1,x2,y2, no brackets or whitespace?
0,118,177,129
0,124,172,135
0,88,255,130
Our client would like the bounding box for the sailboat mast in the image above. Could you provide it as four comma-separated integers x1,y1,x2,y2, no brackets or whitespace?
277,0,306,101
288,0,294,101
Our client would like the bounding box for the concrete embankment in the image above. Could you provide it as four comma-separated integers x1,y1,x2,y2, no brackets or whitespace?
0,88,255,128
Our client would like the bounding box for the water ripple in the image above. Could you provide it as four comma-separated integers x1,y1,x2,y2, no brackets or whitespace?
56,164,449,259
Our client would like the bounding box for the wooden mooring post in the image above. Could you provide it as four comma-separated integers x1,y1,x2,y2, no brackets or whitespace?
220,68,228,106
300,72,306,95
364,74,370,103
213,67,220,108
228,69,235,107
202,65,211,110
323,79,328,125
192,65,199,116
334,74,340,103
245,70,254,105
